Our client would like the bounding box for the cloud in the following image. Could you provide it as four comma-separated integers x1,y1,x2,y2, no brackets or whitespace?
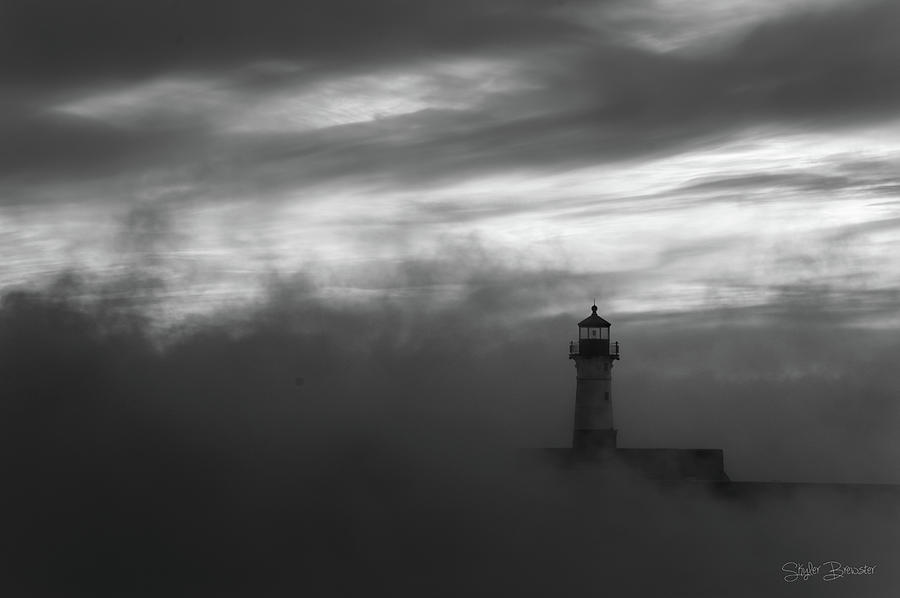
0,104,209,182
7,0,900,194
0,0,586,89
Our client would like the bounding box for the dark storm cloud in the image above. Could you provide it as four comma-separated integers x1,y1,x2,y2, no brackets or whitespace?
0,0,590,187
0,0,587,88
6,0,900,196
574,0,900,129
0,102,212,183
726,1,900,118
335,0,900,186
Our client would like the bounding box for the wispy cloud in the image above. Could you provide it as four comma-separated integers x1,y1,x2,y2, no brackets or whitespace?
2,0,900,327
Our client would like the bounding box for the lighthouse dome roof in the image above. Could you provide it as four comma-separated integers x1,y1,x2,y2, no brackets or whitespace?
578,304,611,327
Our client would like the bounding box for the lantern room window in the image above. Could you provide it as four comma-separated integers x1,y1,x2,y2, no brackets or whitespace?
579,327,608,339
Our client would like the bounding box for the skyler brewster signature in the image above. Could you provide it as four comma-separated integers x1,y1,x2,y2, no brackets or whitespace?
782,561,877,582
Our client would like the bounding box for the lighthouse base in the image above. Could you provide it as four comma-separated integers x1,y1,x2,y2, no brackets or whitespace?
524,446,729,482
573,428,618,453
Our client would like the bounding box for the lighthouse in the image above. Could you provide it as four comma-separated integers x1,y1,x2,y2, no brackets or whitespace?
568,303,620,451
528,305,727,479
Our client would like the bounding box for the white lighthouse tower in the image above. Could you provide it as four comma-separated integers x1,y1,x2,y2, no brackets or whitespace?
568,303,620,451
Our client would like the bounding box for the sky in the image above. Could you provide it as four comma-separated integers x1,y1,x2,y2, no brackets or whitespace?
3,0,900,322
4,0,900,469
2,2,900,594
